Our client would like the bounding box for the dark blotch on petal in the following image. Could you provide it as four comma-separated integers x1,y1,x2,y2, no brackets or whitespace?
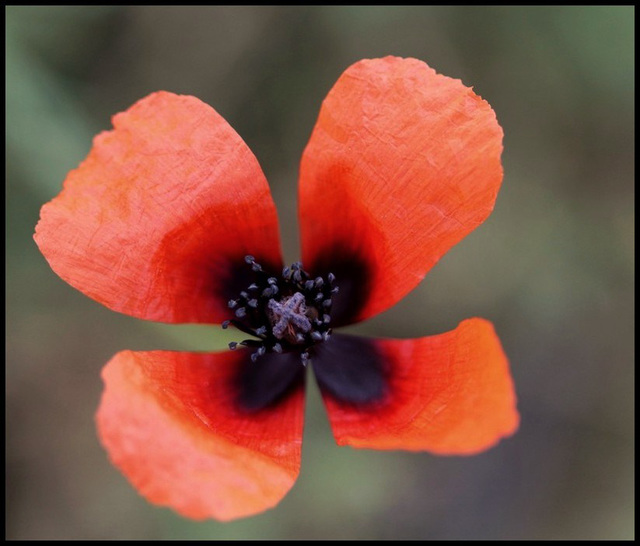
234,350,305,412
313,333,387,406
309,246,372,327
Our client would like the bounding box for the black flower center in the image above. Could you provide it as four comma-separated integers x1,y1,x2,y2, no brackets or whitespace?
223,256,338,365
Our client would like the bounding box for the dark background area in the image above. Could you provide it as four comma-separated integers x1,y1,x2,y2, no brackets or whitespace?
6,6,634,540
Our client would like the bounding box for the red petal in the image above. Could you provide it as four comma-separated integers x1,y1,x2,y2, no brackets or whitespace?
35,92,282,323
96,350,304,521
320,319,519,454
299,57,504,323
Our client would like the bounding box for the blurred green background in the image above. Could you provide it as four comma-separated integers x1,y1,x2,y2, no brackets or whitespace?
6,6,634,540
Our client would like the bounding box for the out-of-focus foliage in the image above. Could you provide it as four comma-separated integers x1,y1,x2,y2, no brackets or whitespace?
6,6,634,540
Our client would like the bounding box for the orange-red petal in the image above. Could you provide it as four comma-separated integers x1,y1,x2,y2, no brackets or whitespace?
35,91,282,324
299,57,504,324
319,319,519,454
96,349,305,521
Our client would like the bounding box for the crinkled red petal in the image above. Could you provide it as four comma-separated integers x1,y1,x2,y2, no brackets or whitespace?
35,92,282,324
96,349,305,521
319,319,519,454
299,57,504,324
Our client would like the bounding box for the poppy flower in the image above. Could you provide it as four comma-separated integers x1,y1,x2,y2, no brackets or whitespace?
34,56,518,521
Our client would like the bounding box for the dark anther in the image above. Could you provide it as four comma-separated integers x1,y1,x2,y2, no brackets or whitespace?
224,256,337,366
301,351,311,366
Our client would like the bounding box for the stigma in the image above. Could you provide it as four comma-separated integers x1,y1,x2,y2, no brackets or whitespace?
223,256,338,365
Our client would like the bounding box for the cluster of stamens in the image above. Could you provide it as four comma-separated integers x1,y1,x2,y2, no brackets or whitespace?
223,256,338,365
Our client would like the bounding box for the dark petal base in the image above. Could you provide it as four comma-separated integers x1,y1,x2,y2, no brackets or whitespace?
308,245,372,328
234,350,305,412
313,333,387,406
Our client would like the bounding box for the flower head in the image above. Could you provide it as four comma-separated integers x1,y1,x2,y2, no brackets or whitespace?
34,57,518,521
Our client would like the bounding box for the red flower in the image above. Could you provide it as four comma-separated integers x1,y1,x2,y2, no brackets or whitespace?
34,57,518,521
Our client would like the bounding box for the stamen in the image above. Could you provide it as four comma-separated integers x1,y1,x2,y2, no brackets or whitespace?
223,256,337,364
